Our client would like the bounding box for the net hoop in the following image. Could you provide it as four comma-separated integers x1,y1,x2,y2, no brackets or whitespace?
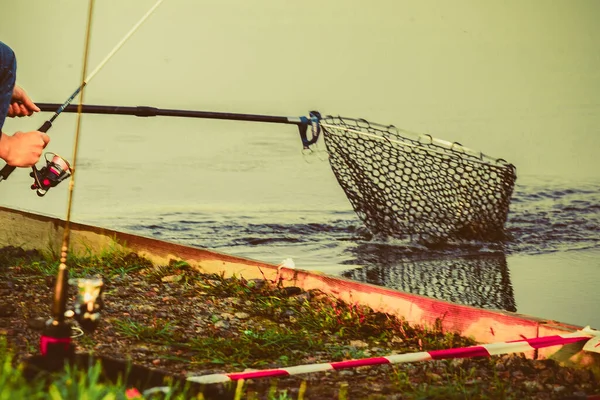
320,116,514,169
320,115,517,243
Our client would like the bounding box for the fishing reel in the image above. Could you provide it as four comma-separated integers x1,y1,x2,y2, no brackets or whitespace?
39,277,104,359
69,277,105,333
30,153,72,197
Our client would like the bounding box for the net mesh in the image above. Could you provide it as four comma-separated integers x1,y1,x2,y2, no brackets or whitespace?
321,116,517,243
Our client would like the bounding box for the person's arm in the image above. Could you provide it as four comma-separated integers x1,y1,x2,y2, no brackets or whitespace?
7,85,40,118
0,130,50,167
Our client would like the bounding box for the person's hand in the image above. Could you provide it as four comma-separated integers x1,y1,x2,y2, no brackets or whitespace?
0,130,50,167
7,85,40,117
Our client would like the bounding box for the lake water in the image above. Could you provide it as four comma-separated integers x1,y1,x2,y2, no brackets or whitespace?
0,0,599,328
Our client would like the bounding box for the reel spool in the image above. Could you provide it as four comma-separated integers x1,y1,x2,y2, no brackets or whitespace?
30,153,72,197
70,277,104,333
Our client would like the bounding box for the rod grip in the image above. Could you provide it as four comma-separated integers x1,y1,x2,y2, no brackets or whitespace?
39,120,53,133
0,164,16,180
0,120,53,182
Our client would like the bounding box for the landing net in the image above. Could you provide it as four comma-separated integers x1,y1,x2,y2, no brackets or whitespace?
320,116,517,243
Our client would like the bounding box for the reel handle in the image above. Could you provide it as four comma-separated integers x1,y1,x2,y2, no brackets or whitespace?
0,120,53,182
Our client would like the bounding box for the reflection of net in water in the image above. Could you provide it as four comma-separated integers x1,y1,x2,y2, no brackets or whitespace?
321,116,517,242
341,251,515,312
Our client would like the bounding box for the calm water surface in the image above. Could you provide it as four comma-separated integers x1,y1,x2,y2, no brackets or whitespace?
0,0,599,328
2,122,598,328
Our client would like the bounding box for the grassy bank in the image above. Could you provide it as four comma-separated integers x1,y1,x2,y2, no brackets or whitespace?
0,246,598,399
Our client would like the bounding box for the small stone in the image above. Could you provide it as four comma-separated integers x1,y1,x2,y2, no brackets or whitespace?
426,372,443,382
114,287,130,298
390,336,404,344
136,305,155,313
214,320,230,329
291,292,310,303
234,312,250,320
225,297,241,305
135,345,151,353
282,309,295,317
152,359,161,366
522,380,544,392
511,370,525,380
349,340,368,348
0,303,16,317
161,275,182,283
247,279,266,290
283,287,302,297
552,385,566,393
27,317,46,330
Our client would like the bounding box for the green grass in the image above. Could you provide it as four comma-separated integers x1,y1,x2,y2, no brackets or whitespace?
0,338,174,400
0,338,314,400
15,245,152,281
113,319,176,342
185,325,323,368
386,362,510,400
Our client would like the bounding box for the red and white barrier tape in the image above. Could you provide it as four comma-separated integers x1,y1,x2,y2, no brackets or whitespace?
188,326,599,384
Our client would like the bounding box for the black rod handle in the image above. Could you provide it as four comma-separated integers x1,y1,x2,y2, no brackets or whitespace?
0,164,15,181
36,103,305,126
0,120,53,181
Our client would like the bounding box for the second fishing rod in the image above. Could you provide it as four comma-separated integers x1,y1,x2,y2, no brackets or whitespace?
35,102,322,151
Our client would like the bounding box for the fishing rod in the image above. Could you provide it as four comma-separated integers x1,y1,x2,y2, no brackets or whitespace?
35,102,322,149
22,0,166,371
0,0,166,194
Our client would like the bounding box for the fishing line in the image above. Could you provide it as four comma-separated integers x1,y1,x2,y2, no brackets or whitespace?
57,0,95,275
0,0,166,183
